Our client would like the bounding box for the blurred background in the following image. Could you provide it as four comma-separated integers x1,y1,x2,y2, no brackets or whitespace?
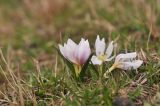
0,0,160,67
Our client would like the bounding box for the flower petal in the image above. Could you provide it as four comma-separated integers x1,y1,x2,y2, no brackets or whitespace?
59,44,67,57
75,39,91,65
64,44,78,64
105,41,114,58
67,38,77,48
91,55,103,65
95,35,106,56
115,52,137,62
119,60,143,70
60,39,78,64
105,55,115,61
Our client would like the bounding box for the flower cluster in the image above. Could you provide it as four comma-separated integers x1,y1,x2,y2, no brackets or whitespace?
59,35,143,77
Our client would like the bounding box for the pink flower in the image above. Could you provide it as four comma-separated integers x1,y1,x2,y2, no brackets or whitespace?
59,38,91,66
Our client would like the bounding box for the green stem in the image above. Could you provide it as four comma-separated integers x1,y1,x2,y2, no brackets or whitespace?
103,64,116,78
99,65,103,78
98,65,103,85
74,65,82,77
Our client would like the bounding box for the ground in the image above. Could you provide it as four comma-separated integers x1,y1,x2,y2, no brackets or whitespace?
0,0,160,106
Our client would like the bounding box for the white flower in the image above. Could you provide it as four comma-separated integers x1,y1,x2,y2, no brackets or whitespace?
113,52,143,70
103,52,143,78
91,35,114,65
59,38,91,66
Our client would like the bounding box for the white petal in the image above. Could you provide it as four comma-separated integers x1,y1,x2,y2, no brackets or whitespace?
126,60,143,69
85,40,91,55
106,41,114,58
75,39,91,65
132,60,143,69
59,44,67,57
82,40,91,62
105,55,115,61
95,35,106,56
119,60,143,70
115,52,137,62
67,38,77,48
66,51,77,64
62,39,78,64
91,55,103,65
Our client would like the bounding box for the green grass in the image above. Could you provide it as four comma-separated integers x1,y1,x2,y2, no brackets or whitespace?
0,0,160,106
